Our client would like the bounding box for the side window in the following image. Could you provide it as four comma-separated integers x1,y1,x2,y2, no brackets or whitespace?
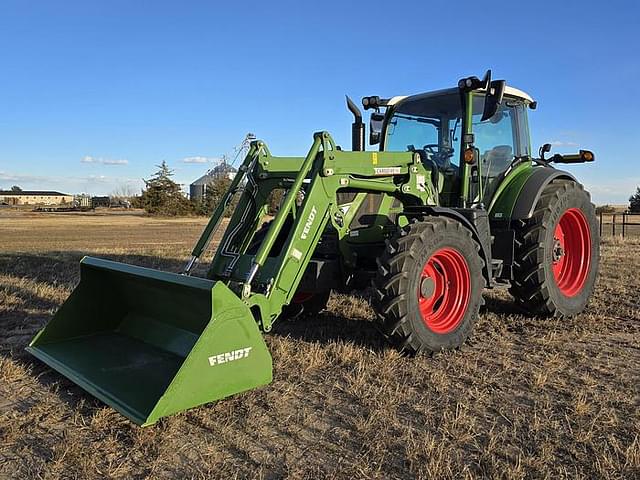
472,103,517,201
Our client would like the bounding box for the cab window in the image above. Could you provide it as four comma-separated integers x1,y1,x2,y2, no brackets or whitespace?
471,97,528,202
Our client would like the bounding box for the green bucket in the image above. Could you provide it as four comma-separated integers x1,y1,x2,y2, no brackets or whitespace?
27,257,272,426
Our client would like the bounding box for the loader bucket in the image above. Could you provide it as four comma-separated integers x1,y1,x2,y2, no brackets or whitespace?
26,256,272,426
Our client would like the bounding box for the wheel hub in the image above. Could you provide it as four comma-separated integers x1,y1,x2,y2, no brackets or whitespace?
420,277,436,299
552,238,564,262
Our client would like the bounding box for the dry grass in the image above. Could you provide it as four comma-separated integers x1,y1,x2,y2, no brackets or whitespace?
1,210,639,479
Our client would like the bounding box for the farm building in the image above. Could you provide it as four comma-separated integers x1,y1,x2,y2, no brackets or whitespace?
0,190,73,205
190,163,237,200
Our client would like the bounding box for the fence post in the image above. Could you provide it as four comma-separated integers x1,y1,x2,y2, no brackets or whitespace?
599,212,603,238
622,213,626,238
613,214,616,237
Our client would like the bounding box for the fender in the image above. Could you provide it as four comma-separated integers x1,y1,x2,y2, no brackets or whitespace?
403,205,493,287
511,167,576,220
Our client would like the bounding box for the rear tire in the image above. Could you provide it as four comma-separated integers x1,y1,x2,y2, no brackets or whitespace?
373,217,484,354
282,290,331,319
510,179,599,316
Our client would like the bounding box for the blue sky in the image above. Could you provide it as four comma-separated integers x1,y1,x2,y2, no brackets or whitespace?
0,0,638,204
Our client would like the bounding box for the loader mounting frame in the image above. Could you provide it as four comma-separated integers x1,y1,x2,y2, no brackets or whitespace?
189,131,438,331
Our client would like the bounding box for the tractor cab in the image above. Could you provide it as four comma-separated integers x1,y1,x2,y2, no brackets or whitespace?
364,82,535,209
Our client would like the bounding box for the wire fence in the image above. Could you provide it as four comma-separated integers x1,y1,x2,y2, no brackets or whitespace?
599,212,640,238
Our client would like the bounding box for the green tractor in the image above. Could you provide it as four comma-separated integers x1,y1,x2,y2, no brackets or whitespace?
28,71,599,425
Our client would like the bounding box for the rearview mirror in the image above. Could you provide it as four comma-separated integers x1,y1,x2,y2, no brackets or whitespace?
369,112,384,145
481,80,506,121
540,143,552,160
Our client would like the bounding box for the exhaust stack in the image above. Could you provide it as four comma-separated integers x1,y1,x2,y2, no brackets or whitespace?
346,95,364,151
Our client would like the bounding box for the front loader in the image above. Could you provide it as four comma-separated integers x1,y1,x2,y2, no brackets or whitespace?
28,71,599,425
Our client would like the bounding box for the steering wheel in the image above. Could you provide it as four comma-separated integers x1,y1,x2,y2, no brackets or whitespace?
422,144,439,154
423,143,451,169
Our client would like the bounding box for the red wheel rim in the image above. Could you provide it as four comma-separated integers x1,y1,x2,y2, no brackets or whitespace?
552,208,591,297
417,247,471,334
292,292,314,304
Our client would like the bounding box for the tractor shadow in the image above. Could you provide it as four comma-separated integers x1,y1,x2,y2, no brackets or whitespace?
271,291,529,351
481,293,524,316
270,310,388,352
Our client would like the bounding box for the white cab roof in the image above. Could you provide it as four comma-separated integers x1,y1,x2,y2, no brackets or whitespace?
387,85,535,107
502,86,534,103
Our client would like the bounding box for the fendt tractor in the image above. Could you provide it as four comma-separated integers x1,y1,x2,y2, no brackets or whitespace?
28,71,599,425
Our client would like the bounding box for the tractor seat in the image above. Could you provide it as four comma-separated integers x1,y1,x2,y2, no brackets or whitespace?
482,145,513,176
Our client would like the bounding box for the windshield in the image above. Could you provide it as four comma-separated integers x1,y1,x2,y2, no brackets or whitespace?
383,91,529,207
384,92,462,171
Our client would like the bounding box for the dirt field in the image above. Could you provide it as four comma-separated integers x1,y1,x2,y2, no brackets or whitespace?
1,210,638,479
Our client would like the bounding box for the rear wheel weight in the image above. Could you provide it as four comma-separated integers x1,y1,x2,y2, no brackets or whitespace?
373,217,484,354
510,179,599,316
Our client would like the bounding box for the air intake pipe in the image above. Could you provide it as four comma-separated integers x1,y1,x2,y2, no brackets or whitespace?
346,96,365,151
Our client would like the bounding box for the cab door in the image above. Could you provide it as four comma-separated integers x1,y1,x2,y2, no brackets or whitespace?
472,99,530,204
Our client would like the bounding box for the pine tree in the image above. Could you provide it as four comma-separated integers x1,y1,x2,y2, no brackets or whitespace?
630,186,640,213
140,161,192,215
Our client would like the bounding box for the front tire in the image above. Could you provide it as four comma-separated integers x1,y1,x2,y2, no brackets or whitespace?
373,217,484,354
510,179,599,316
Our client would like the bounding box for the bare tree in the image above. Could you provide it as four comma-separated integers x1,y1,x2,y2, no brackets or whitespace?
111,184,137,200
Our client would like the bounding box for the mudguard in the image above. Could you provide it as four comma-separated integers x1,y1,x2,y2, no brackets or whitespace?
511,167,576,220
490,166,576,223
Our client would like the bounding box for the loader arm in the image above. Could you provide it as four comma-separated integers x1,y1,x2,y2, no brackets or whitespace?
193,131,436,331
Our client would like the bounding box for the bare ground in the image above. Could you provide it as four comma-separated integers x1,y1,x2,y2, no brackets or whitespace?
0,210,638,479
